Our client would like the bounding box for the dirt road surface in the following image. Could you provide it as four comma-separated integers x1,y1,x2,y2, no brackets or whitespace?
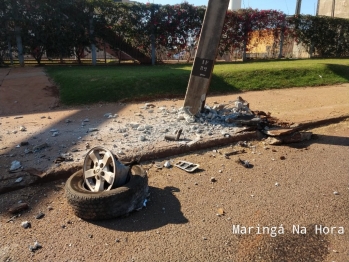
0,67,348,261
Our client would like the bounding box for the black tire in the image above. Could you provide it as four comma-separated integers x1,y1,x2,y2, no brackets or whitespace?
65,165,148,220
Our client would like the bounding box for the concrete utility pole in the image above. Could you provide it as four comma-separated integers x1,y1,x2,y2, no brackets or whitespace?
295,0,302,15
331,0,336,17
183,0,230,115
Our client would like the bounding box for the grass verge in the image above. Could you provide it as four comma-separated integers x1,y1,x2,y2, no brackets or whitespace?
45,58,349,105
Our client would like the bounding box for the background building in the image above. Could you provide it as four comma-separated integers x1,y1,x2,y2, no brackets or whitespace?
228,0,241,11
317,0,349,18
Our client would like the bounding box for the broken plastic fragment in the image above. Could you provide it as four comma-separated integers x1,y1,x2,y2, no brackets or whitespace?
175,161,200,173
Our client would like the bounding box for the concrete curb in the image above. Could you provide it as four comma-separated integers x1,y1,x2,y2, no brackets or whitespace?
1,115,348,194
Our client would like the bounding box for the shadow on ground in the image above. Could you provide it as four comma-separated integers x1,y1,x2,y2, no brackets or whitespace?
89,186,188,232
286,133,349,149
326,63,349,82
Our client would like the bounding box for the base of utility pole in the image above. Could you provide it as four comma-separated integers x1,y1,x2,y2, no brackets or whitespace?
183,0,230,115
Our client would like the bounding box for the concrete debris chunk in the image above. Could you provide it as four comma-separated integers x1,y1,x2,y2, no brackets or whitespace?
15,177,23,183
263,127,294,136
164,161,171,168
35,212,45,219
145,103,156,108
118,128,127,133
108,114,118,118
265,137,283,145
178,107,196,123
265,131,312,145
29,241,42,252
10,160,21,171
165,129,182,141
21,221,31,229
60,153,73,161
130,122,140,129
88,128,99,132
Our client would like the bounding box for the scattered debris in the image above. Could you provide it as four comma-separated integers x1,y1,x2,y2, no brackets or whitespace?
35,212,45,219
14,116,23,119
8,203,29,214
175,161,200,173
164,129,182,141
6,215,18,223
265,132,312,145
29,241,42,252
333,191,339,195
263,127,295,136
88,128,99,132
10,160,21,171
19,126,26,131
224,149,245,157
217,208,225,216
164,161,171,168
237,158,252,168
275,182,280,186
21,221,31,229
210,177,216,182
60,153,73,161
15,177,23,183
20,141,29,146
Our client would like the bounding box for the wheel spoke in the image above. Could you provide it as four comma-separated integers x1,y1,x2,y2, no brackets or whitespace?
102,151,112,166
84,169,95,179
89,150,101,163
95,179,104,192
103,171,114,185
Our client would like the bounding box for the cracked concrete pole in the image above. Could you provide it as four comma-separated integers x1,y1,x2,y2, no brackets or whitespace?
183,0,230,115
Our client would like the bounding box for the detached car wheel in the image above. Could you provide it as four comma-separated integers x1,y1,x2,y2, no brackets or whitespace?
65,165,148,220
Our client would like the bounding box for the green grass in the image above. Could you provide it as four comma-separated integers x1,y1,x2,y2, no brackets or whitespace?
45,58,349,105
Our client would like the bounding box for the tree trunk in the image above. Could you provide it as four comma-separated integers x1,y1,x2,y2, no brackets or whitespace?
89,12,96,66
15,26,24,67
8,37,13,65
242,40,247,62
151,6,156,65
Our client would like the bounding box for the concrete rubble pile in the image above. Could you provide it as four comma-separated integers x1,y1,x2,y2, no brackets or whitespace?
0,96,312,193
